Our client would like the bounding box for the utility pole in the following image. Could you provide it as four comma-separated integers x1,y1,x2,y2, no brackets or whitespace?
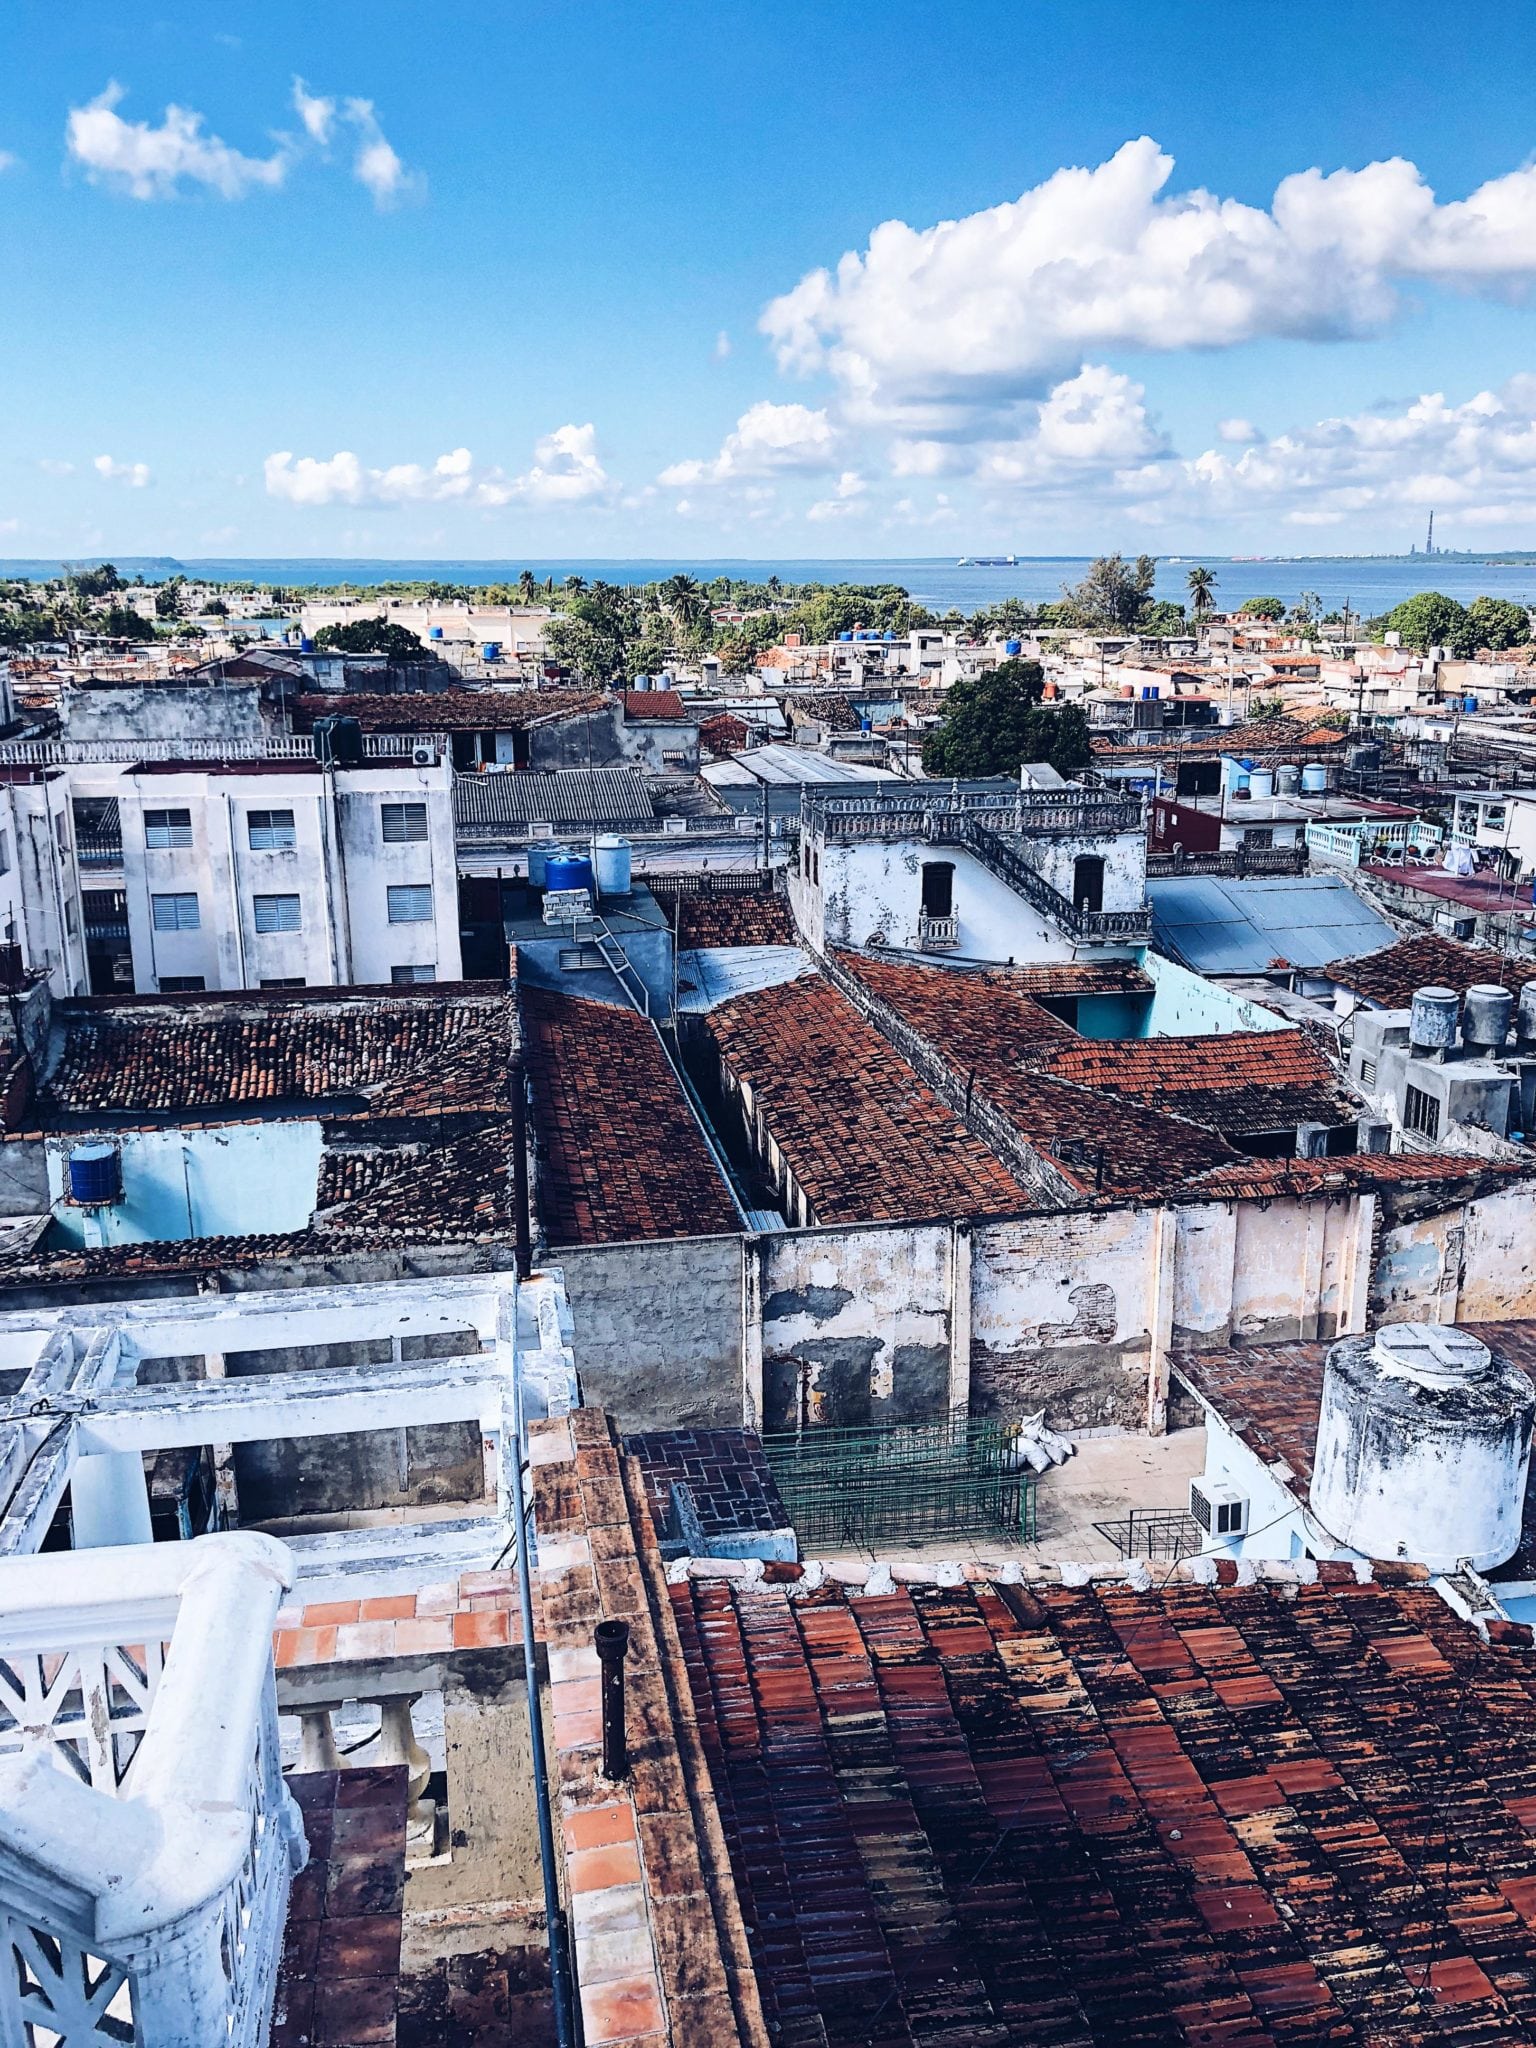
1426,510,1435,558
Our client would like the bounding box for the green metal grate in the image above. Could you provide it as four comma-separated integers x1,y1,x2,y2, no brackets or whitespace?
761,1416,1036,1551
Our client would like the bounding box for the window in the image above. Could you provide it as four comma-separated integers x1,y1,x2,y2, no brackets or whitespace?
920,861,954,918
1072,854,1105,914
1404,1083,1441,1139
388,884,433,924
158,975,206,992
0,829,11,877
558,946,607,971
1243,826,1274,849
381,801,429,844
247,809,296,851
151,892,200,931
253,893,301,934
391,964,437,984
145,808,193,850
1358,1057,1377,1089
260,977,306,988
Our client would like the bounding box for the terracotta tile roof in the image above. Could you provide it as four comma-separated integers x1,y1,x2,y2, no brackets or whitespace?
831,952,1241,1196
707,974,1032,1223
699,712,750,759
520,984,739,1245
39,990,514,1124
1326,931,1536,1009
786,692,861,732
1021,1028,1356,1137
292,688,607,731
1173,1151,1536,1201
1093,715,1349,760
675,893,798,949
673,1564,1536,2048
621,688,688,721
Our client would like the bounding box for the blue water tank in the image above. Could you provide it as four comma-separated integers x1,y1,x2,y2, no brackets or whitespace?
299,635,314,653
1465,695,1480,713
482,642,501,661
1005,639,1022,656
838,631,854,642
69,1143,121,1207
884,630,896,641
860,717,872,733
545,854,594,896
429,625,443,641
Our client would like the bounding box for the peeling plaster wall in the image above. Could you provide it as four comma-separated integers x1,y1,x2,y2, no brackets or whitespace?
1141,952,1290,1035
557,1234,744,1428
970,1209,1159,1429
1227,1199,1352,1343
1025,828,1146,915
759,1225,954,1429
1460,1186,1536,1318
816,841,1073,962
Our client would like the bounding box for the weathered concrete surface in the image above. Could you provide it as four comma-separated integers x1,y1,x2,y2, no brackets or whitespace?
761,1225,953,1429
559,1235,744,1429
405,1667,543,1945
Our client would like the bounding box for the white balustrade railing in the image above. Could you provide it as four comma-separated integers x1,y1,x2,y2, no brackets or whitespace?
0,1533,305,2048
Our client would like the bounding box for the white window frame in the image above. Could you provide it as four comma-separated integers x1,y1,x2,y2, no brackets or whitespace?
382,801,430,845
247,809,297,852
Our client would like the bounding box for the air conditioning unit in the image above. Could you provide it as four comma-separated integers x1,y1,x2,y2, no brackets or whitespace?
1189,1478,1248,1538
1434,910,1476,942
412,745,435,767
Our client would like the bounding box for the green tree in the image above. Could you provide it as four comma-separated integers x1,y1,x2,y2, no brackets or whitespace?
921,661,1090,778
97,606,156,642
154,576,187,620
516,570,538,607
312,617,433,661
1063,553,1157,631
1185,565,1217,614
1467,595,1532,651
1381,591,1474,655
1238,595,1286,620
204,597,228,618
1140,599,1187,636
70,563,124,600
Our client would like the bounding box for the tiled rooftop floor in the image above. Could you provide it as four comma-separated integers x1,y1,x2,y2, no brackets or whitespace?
275,1765,408,2048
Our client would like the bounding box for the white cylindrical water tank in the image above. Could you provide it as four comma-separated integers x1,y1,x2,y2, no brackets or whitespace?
1248,767,1275,800
1311,1324,1535,1571
1301,763,1330,794
1518,981,1536,1052
1410,985,1460,1057
594,834,632,898
527,840,565,889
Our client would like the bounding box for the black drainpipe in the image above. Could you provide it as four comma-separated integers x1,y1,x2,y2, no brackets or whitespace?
595,1620,631,1780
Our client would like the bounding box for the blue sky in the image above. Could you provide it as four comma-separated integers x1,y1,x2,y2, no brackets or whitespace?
7,0,1536,560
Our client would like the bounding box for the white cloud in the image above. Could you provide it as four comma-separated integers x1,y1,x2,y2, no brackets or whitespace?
714,330,732,361
0,151,18,175
291,79,335,145
660,400,837,486
37,458,75,476
504,423,612,506
1181,375,1536,529
1218,417,1260,444
93,454,150,488
263,425,612,511
806,470,867,521
762,136,1536,424
66,82,288,199
291,79,417,207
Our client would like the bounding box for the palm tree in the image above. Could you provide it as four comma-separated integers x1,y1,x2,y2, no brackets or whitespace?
1186,565,1217,614
564,575,587,598
516,570,537,607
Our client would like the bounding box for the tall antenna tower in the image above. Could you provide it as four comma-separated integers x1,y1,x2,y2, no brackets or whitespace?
1426,510,1435,557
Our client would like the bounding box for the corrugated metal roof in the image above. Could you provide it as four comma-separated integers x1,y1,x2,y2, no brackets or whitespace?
676,945,814,1013
702,744,900,788
454,767,656,831
1148,872,1396,973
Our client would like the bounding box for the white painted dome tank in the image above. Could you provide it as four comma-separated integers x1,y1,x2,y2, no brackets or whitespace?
594,834,632,898
1310,1323,1535,1571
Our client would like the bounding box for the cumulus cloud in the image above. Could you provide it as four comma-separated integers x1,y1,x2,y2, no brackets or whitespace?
714,330,732,360
291,80,335,145
1181,375,1536,528
93,454,150,488
38,458,75,476
263,425,612,511
1218,417,1260,444
67,82,288,199
762,137,1536,424
290,78,417,206
660,400,837,486
806,471,867,521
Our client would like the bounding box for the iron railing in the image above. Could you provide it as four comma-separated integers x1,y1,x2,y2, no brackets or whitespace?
965,819,1154,941
1092,1509,1204,1560
761,1416,1037,1550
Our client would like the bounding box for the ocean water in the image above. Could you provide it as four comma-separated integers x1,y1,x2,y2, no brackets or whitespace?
12,553,1536,618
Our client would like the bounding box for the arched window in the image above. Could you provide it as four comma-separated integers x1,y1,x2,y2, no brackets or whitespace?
1072,854,1105,914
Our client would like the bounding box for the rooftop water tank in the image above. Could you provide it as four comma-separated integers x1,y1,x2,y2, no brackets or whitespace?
299,635,314,654
593,834,632,898
1275,764,1301,795
1004,639,1022,656
527,840,566,889
68,1142,121,1207
1310,1323,1535,1571
1463,982,1514,1055
482,642,501,661
1248,767,1275,800
838,631,854,642
429,626,443,641
1301,763,1330,794
1410,984,1460,1058
1465,695,1480,714
545,853,594,897
1518,981,1536,1052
